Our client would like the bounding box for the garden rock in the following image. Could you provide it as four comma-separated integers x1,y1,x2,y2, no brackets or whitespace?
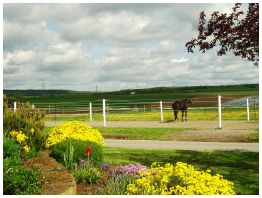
24,150,76,195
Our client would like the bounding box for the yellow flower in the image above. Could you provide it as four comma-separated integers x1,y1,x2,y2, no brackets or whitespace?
126,162,235,195
23,145,31,153
45,121,105,148
30,128,35,134
10,130,19,137
16,132,28,144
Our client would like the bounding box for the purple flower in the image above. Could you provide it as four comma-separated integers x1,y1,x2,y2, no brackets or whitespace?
102,163,110,171
79,158,89,169
109,164,148,179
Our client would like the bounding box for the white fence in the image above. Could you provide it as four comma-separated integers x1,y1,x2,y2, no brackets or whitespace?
10,95,259,128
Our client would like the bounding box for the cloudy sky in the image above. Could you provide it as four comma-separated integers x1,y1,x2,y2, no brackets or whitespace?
3,3,259,91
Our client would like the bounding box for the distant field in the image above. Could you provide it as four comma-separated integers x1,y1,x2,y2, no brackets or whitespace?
5,84,258,104
27,91,258,104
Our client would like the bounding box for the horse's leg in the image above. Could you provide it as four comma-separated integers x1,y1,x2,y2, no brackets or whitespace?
174,110,178,122
185,110,188,121
182,111,184,122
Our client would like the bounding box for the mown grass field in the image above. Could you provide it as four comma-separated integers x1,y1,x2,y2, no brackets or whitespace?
103,147,259,195
98,127,191,140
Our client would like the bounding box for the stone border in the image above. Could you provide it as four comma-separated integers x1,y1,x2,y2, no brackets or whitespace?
24,151,76,195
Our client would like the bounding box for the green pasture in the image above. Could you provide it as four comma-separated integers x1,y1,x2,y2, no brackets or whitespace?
44,108,259,122
97,127,191,140
103,147,259,195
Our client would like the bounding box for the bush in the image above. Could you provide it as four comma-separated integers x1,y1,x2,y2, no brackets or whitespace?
3,96,45,150
3,158,43,195
73,166,101,184
126,162,235,195
45,121,104,148
3,137,43,195
3,138,21,159
52,139,104,166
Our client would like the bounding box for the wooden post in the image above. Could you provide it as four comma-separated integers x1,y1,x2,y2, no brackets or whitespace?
218,95,222,129
89,102,93,122
160,101,163,122
14,102,17,112
103,99,106,127
254,98,256,120
246,99,250,121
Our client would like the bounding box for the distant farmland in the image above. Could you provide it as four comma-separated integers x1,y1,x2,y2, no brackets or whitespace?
4,84,259,104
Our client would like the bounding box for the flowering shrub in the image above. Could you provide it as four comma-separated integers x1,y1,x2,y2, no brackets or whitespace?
46,121,104,148
9,130,31,154
126,162,235,195
3,137,43,195
52,139,103,166
3,96,45,150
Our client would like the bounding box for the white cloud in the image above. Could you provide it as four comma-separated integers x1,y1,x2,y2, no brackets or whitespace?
3,3,258,91
171,57,189,63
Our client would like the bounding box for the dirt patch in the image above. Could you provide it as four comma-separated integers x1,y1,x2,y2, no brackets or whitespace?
77,183,98,195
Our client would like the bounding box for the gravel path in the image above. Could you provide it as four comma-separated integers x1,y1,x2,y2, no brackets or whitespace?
104,139,258,152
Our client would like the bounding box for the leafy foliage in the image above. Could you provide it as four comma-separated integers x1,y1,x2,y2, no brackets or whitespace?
3,161,43,195
51,139,104,166
73,166,101,184
3,96,46,150
186,3,259,65
3,138,21,159
3,137,43,195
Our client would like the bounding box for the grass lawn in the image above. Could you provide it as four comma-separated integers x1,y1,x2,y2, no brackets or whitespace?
247,129,259,142
103,147,259,195
97,127,191,140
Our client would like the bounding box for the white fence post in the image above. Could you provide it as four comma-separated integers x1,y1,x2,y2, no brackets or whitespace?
89,102,93,122
246,99,250,121
160,101,163,122
103,99,106,127
14,102,17,112
218,95,222,129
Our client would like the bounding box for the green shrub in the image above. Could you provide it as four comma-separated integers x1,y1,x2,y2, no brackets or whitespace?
3,157,43,195
24,146,42,159
73,166,101,184
3,138,21,159
3,96,45,150
51,139,104,166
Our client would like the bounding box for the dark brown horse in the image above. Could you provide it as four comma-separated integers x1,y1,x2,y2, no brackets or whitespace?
172,98,193,122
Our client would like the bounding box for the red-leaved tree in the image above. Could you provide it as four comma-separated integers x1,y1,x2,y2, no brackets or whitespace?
186,3,259,66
